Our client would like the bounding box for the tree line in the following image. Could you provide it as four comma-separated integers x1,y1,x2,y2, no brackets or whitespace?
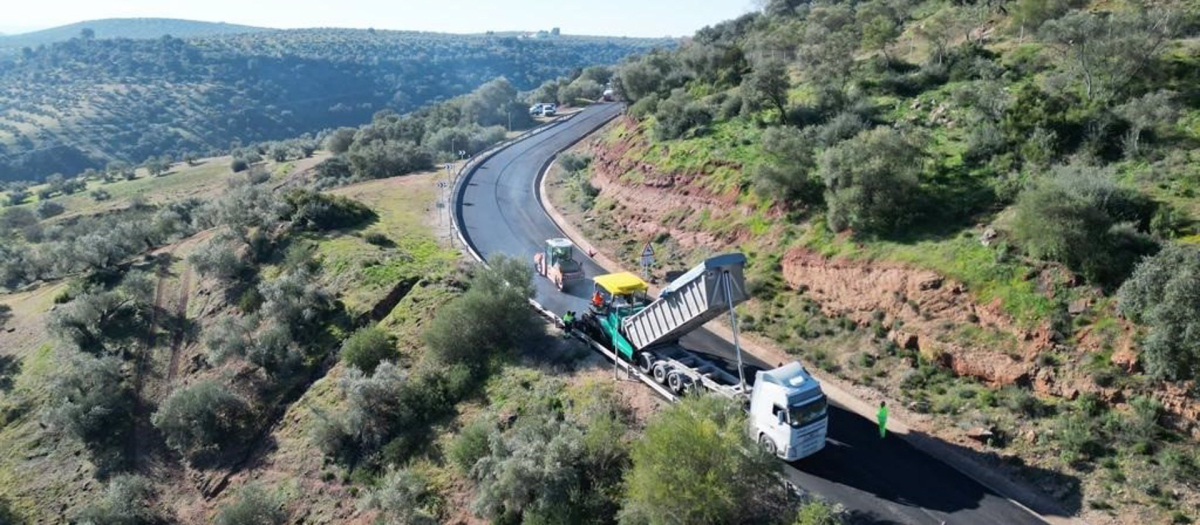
0,29,672,181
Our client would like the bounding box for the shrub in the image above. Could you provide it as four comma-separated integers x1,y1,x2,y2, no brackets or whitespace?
360,468,439,525
628,93,660,120
340,361,413,450
35,200,65,220
447,419,493,473
753,126,821,208
793,500,845,525
246,320,302,376
470,379,630,523
204,315,257,365
257,267,331,341
45,354,134,474
47,275,156,355
341,326,397,374
1013,163,1157,286
320,361,473,468
75,475,160,525
818,127,925,235
558,152,592,173
90,189,111,202
282,189,376,231
188,232,250,285
620,395,791,524
215,483,286,525
364,232,392,247
325,128,357,154
423,256,538,367
151,379,254,463
1055,412,1103,463
231,158,250,172
347,139,434,179
6,189,30,206
1117,244,1200,380
653,89,714,140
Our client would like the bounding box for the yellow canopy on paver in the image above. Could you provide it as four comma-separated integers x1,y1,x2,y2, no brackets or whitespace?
593,272,648,295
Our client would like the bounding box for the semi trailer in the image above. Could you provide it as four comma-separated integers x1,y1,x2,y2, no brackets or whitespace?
579,253,828,461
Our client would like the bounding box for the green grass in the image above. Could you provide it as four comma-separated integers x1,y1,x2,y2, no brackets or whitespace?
319,174,458,317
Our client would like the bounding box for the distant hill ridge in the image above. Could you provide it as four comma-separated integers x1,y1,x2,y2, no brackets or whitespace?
0,18,271,48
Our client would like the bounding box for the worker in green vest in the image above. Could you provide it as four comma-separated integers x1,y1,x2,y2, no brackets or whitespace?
561,311,575,337
877,401,889,439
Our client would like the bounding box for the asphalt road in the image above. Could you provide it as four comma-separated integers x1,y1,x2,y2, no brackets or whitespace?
456,103,1049,525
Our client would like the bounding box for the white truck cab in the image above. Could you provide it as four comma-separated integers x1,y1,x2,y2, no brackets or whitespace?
750,362,829,461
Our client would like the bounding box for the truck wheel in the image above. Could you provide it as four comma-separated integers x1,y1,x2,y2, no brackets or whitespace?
636,353,653,374
758,434,778,456
667,371,686,395
652,362,669,384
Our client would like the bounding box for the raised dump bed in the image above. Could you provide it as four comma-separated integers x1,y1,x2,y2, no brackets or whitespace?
621,253,748,350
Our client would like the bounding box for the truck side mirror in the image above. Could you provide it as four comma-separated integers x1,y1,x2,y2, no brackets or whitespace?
776,411,786,425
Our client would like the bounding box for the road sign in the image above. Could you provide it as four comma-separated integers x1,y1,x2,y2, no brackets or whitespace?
437,181,447,188
444,163,454,171
639,243,655,275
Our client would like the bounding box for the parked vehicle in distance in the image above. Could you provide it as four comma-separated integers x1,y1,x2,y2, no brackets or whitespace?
529,103,545,115
542,103,557,116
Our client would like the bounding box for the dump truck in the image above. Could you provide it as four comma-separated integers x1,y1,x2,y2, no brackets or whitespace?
580,254,828,461
533,238,585,291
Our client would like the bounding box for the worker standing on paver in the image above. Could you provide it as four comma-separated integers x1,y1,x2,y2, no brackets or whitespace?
877,401,889,439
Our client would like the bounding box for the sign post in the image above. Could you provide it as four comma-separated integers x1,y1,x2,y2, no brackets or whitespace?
442,162,454,246
639,243,655,278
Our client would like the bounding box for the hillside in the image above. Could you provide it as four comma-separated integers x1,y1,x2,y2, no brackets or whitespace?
0,18,270,50
542,1,1200,523
0,29,671,181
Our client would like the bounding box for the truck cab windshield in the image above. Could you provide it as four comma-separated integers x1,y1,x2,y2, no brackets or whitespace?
788,396,828,428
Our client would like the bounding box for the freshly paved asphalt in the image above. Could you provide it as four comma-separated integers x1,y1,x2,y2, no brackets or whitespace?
456,103,1050,525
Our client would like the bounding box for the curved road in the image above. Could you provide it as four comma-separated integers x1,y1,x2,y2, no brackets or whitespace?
456,103,1050,525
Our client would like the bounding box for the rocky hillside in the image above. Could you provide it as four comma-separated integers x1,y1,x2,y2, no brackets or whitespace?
544,0,1200,522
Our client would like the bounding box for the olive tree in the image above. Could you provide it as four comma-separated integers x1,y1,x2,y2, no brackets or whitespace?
1040,9,1181,102
360,468,439,525
35,200,65,220
1114,90,1178,158
204,314,258,365
753,126,820,207
745,60,791,124
188,232,250,285
45,354,134,473
151,379,254,463
1118,244,1200,381
423,255,538,367
1012,163,1157,285
75,475,161,525
215,484,286,525
620,395,793,525
817,127,925,235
